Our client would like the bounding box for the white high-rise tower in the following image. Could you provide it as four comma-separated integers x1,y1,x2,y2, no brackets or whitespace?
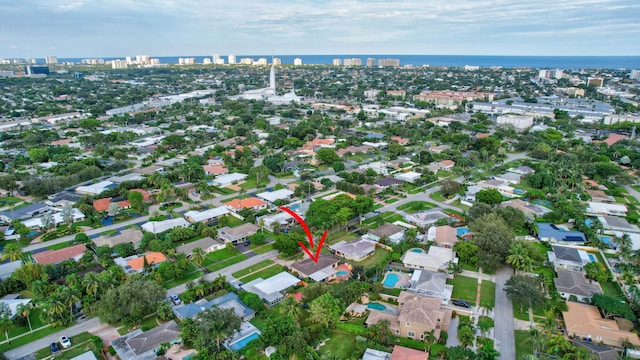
269,62,276,90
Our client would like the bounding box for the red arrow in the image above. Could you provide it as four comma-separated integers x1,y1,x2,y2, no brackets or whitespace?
279,206,327,262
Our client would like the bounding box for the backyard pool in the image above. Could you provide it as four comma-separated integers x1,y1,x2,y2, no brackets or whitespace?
584,219,594,227
228,332,260,351
289,204,301,211
337,271,348,275
411,249,424,253
383,273,400,287
456,227,470,237
588,254,597,263
367,302,387,311
599,236,613,246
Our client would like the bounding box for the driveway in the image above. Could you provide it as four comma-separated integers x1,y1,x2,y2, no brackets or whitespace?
446,316,461,347
494,266,516,360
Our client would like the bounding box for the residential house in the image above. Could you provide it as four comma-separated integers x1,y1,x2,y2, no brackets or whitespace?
402,247,458,273
290,255,340,282
366,223,405,243
365,291,452,341
429,160,455,172
240,272,300,306
362,348,391,360
32,244,87,265
406,270,453,305
93,228,143,249
493,172,522,185
75,180,116,195
93,197,130,212
0,261,22,280
256,189,294,203
394,171,422,183
563,301,640,348
477,179,517,196
500,199,552,217
390,345,428,360
375,177,404,190
330,238,377,261
598,216,640,233
176,237,226,256
173,292,255,321
404,210,451,228
359,161,392,175
0,202,50,223
141,218,190,234
21,208,86,230
390,136,410,145
427,225,458,248
537,223,586,244
218,223,259,244
203,165,228,176
225,197,268,212
69,351,99,360
586,202,628,217
257,210,305,232
46,192,83,208
116,252,167,274
554,270,603,302
108,173,145,184
211,173,248,187
508,166,535,175
184,206,230,224
586,189,615,203
111,320,181,360
0,295,32,318
547,245,592,272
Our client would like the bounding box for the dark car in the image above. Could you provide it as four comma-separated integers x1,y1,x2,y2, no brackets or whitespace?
243,240,251,246
452,299,471,308
50,342,60,353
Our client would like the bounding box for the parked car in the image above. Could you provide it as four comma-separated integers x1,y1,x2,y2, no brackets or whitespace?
170,294,181,305
452,299,471,308
243,240,251,246
50,342,60,353
59,336,71,348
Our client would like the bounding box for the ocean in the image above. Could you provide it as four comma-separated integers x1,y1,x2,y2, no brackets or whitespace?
62,55,640,70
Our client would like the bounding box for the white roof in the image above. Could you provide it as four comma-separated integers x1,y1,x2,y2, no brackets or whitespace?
587,202,627,216
69,351,99,360
184,206,229,222
403,247,455,270
0,298,31,318
141,218,189,234
214,172,248,184
254,272,299,294
75,180,115,195
395,171,421,179
22,208,85,228
256,189,294,203
309,267,338,282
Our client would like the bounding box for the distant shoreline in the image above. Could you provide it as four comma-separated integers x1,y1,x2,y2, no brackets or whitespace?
31,55,640,70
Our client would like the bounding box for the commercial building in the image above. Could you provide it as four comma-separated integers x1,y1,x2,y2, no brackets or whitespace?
496,114,534,131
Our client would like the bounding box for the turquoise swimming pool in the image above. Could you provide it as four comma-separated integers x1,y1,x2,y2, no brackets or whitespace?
229,332,260,351
337,271,348,275
367,302,387,311
411,249,424,253
456,227,470,236
588,254,597,263
383,273,400,287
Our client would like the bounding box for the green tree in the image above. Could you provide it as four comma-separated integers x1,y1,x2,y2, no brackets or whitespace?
504,275,545,314
128,190,144,211
181,306,241,352
457,323,475,349
584,262,609,283
279,296,302,321
16,302,32,333
316,148,339,164
238,291,265,313
260,314,298,345
0,303,13,343
27,147,49,163
591,294,636,321
476,189,503,205
454,241,479,266
506,241,534,273
95,279,165,325
308,293,342,329
156,301,174,321
369,319,393,346
1,243,22,262
190,247,206,266
441,180,462,197
471,213,514,272
302,282,331,303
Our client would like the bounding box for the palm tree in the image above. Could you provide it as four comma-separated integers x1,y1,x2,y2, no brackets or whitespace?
477,344,500,360
1,243,22,262
65,273,80,289
191,247,206,267
525,326,545,354
194,284,205,298
546,334,571,355
423,329,437,353
258,218,265,235
58,286,81,323
82,272,100,297
279,296,302,322
0,304,13,344
16,302,32,333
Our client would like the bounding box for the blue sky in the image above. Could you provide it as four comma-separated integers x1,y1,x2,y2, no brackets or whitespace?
1,0,639,58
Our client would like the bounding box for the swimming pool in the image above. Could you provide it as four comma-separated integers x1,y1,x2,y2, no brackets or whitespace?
289,204,301,211
383,273,400,287
588,254,597,263
367,302,387,311
456,227,470,237
337,271,348,275
228,332,260,351
411,249,424,253
599,236,613,246
584,219,594,227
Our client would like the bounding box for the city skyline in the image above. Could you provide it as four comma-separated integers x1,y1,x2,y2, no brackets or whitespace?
2,0,640,58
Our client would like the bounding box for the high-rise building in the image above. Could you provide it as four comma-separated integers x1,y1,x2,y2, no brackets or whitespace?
228,55,236,65
587,77,604,87
343,58,362,66
366,58,375,67
273,57,281,65
111,60,128,69
239,58,253,65
256,58,268,65
294,57,303,66
213,54,220,64
333,58,341,66
378,58,400,67
630,70,640,81
25,65,49,75
203,58,212,65
45,56,58,64
178,57,195,65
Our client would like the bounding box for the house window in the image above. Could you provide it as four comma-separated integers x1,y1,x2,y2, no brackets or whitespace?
420,334,424,339
406,322,410,327
395,329,399,334
408,331,415,338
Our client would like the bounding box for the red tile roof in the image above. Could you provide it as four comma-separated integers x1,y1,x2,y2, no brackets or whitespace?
226,197,267,210
93,198,130,212
32,244,87,265
603,134,628,146
390,345,428,360
127,252,167,271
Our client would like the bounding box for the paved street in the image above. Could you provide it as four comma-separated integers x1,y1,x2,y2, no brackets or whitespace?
494,266,516,360
5,318,102,360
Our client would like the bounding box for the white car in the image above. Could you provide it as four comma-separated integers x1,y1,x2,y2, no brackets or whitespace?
59,336,71,349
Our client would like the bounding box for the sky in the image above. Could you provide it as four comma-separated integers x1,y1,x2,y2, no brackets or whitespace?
1,0,639,58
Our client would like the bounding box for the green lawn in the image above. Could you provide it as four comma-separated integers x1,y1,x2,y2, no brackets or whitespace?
460,261,479,272
0,196,22,205
601,280,625,299
326,230,359,245
357,249,392,270
239,177,270,190
205,253,248,273
429,190,448,202
397,201,436,212
479,280,496,308
0,322,71,353
513,302,530,321
224,216,246,228
317,331,357,359
515,330,534,359
232,260,274,278
252,243,275,254
383,214,405,223
240,265,286,282
47,240,76,251
446,275,478,303
385,198,398,204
